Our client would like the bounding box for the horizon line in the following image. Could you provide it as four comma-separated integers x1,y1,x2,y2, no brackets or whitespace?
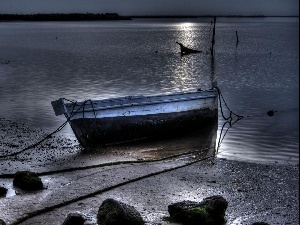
0,13,298,17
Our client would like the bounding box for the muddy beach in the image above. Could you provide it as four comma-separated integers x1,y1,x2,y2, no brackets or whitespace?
0,118,298,225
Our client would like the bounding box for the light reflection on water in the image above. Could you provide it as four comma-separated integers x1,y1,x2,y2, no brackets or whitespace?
0,18,298,165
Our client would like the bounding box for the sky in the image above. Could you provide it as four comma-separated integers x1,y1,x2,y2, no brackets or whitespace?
0,0,298,16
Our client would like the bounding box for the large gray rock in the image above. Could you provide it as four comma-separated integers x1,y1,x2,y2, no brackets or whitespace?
168,195,228,225
13,171,43,191
97,198,144,225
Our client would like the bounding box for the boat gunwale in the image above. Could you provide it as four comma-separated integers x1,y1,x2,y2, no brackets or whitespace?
64,90,218,113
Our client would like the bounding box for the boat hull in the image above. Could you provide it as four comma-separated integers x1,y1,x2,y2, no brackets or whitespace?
52,88,218,147
69,107,217,147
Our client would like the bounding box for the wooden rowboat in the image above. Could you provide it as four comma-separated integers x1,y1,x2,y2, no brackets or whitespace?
51,83,218,147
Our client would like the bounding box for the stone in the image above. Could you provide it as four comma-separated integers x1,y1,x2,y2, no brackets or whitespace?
13,171,43,191
252,223,270,225
62,213,86,225
0,219,6,225
97,198,144,225
201,195,228,218
168,195,228,225
0,186,7,197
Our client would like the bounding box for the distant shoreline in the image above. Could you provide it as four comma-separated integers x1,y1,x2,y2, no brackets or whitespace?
131,15,298,19
0,13,298,21
0,13,132,21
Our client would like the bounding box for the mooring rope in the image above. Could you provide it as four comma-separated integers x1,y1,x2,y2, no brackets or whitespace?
82,99,98,129
9,153,217,225
215,86,282,124
216,87,244,125
213,86,296,155
213,87,243,154
0,99,90,159
0,121,69,159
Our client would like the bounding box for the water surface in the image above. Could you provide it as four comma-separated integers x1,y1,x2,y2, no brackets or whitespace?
0,17,298,164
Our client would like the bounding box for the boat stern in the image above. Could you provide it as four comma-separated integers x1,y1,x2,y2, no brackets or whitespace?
51,98,66,116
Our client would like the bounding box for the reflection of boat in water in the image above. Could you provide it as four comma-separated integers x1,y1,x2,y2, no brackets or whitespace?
108,119,218,161
51,83,218,147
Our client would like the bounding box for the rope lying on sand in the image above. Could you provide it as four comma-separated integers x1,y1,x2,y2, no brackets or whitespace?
0,147,212,178
0,121,69,159
0,99,91,159
6,152,218,225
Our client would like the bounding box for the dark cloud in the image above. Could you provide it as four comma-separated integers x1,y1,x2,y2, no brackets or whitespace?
0,0,298,16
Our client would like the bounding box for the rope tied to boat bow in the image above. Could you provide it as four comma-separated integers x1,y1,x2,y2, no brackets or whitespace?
0,99,94,159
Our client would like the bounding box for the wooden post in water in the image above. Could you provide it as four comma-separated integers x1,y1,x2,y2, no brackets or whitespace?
210,17,216,88
236,30,239,45
210,17,216,89
211,16,216,56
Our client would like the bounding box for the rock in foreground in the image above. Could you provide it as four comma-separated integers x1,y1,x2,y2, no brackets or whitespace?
13,171,43,191
168,195,228,225
97,198,144,225
62,212,86,225
0,186,7,197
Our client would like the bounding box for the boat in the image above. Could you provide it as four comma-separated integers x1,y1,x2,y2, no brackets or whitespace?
176,41,202,55
176,16,217,56
51,82,218,147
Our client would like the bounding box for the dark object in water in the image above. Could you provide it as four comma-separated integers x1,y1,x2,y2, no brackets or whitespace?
176,42,202,55
52,84,218,147
267,110,275,117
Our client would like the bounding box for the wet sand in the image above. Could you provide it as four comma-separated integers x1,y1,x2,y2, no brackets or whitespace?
0,118,298,225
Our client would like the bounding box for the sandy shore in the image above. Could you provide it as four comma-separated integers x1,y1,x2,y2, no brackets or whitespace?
0,118,298,225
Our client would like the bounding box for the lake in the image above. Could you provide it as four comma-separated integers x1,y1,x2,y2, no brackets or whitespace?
0,17,298,164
